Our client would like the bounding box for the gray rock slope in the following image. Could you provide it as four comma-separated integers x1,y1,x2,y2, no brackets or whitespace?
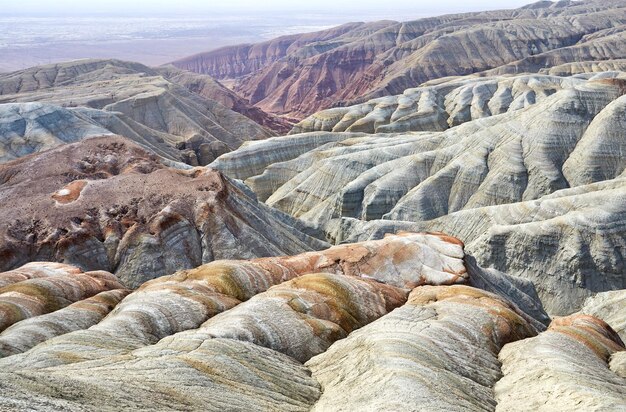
0,59,275,165
212,72,626,314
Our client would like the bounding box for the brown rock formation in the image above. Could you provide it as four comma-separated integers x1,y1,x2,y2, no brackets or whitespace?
0,288,128,358
0,135,327,288
0,232,467,371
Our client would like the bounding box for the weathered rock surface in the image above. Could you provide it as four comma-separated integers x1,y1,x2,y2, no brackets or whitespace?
0,232,512,411
0,103,114,163
337,175,626,316
291,73,583,135
0,135,327,288
0,288,128,358
0,337,321,412
173,0,626,118
582,290,626,340
0,59,276,165
0,232,466,370
213,73,626,315
495,315,626,411
0,262,83,288
0,263,123,333
308,285,538,411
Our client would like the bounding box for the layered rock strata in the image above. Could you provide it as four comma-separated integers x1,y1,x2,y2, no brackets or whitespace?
213,74,626,314
0,232,485,411
0,135,327,288
308,285,538,411
173,1,626,118
0,263,123,334
0,232,467,370
495,315,626,411
0,59,276,165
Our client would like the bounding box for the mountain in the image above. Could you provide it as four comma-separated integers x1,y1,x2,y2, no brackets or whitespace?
0,59,280,165
172,0,626,119
211,71,626,314
0,135,327,288
1,2,626,410
0,233,622,411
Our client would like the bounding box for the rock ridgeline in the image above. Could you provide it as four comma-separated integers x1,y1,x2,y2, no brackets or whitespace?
0,233,623,411
212,72,626,314
173,0,626,118
0,135,326,288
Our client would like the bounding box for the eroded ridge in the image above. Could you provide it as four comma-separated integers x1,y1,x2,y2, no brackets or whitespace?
0,263,123,334
0,232,466,371
0,232,471,411
495,314,626,411
307,285,538,411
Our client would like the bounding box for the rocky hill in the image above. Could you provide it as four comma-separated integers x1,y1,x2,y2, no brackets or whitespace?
0,136,326,288
0,59,283,165
172,0,626,119
212,72,626,314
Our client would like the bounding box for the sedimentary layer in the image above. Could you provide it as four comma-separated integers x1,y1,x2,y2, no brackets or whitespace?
0,59,276,165
0,135,326,288
495,314,626,411
213,73,626,314
173,1,626,118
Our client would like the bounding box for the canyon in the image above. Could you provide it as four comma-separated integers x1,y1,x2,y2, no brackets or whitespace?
0,1,625,410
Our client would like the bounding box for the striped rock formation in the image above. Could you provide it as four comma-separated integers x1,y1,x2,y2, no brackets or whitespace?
213,73,626,315
0,262,127,358
0,232,467,371
308,285,539,411
581,290,626,341
495,315,626,411
0,232,485,411
0,59,276,165
173,0,626,118
0,135,327,288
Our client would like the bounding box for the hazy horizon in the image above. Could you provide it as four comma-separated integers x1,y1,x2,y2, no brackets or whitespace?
0,0,537,72
2,0,534,16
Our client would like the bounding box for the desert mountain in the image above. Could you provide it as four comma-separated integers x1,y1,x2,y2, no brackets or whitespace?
212,71,626,314
172,0,626,119
1,1,626,410
0,59,282,165
0,233,623,410
0,136,326,288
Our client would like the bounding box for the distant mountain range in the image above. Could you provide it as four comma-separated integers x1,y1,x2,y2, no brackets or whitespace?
173,0,626,118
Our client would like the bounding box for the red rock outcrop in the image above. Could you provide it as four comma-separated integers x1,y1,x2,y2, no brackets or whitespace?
0,135,327,288
172,1,626,119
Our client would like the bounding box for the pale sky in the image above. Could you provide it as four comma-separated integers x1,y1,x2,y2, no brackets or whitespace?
2,0,538,15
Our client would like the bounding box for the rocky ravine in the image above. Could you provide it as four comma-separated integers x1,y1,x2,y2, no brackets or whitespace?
0,233,623,411
173,0,626,118
212,72,626,314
